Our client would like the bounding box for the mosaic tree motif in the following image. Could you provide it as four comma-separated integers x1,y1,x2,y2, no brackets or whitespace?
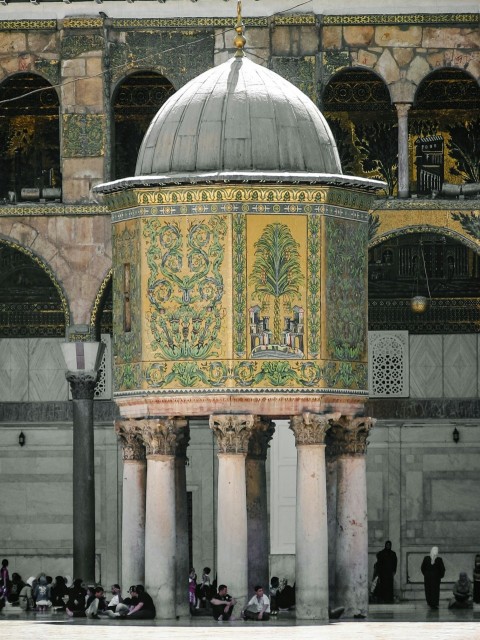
249,222,304,359
354,121,398,196
144,215,227,360
446,119,480,183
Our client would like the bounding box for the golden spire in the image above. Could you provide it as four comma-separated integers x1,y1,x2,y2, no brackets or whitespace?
234,0,246,57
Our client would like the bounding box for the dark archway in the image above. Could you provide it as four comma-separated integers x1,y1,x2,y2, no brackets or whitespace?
0,242,67,337
323,68,395,195
0,73,60,203
368,231,480,333
112,71,175,179
410,69,480,196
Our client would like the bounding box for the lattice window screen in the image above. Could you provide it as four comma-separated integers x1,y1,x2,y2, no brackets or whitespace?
94,334,112,400
368,331,409,398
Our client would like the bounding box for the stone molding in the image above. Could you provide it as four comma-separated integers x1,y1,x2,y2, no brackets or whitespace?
209,414,254,454
289,411,341,446
115,419,145,461
66,371,98,400
247,417,275,460
141,417,187,457
327,416,375,456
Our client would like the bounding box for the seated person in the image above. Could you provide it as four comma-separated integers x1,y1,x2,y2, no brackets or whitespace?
106,584,123,611
8,573,25,605
210,584,236,621
111,584,156,619
51,576,69,611
242,585,270,621
85,586,108,618
449,572,472,609
269,577,279,614
66,578,87,617
19,577,35,611
276,578,295,610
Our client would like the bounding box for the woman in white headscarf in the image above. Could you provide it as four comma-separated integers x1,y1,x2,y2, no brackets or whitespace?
421,546,445,609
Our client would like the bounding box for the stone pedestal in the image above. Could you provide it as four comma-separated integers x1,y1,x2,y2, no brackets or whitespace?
210,414,254,604
115,419,146,589
246,417,275,592
290,412,339,620
396,103,411,198
66,371,98,584
142,417,186,619
334,417,374,617
175,424,191,618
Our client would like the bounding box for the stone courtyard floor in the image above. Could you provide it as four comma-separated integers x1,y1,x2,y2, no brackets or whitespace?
1,604,479,640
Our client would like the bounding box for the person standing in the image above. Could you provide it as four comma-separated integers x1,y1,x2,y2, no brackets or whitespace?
374,541,397,603
1,559,10,601
421,546,445,609
473,554,480,604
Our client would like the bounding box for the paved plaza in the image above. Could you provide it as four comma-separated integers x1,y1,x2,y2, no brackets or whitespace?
1,606,479,640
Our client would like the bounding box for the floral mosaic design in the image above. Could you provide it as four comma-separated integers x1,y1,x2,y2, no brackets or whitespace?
143,215,227,360
326,217,367,362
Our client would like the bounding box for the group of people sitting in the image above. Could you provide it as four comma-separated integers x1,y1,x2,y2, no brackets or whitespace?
0,559,155,620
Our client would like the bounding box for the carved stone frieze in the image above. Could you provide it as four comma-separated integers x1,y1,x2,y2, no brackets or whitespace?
326,416,375,456
289,411,341,446
247,417,275,460
66,371,98,400
141,417,187,457
209,414,254,454
115,418,145,461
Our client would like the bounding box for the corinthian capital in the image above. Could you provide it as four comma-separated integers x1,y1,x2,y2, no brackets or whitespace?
209,414,254,454
115,419,146,461
327,416,375,456
290,412,341,446
247,417,275,460
141,417,187,457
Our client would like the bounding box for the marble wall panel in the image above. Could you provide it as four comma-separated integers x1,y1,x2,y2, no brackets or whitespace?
405,471,423,521
427,475,480,517
269,420,296,555
443,335,478,398
0,339,29,402
29,338,68,402
409,335,443,398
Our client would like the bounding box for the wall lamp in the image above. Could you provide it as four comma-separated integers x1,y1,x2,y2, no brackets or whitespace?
452,427,460,444
19,431,26,447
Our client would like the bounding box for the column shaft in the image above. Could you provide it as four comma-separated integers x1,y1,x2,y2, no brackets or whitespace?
246,456,268,591
396,103,411,198
145,455,176,618
335,454,369,616
175,454,190,617
217,453,248,602
121,459,146,588
326,455,338,607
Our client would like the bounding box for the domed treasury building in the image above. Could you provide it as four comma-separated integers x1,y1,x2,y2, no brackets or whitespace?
96,14,385,620
0,0,479,624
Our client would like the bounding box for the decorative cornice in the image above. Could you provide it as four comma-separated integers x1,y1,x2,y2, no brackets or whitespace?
274,15,316,25
0,204,108,217
375,199,478,211
0,20,56,30
209,414,254,455
63,18,104,29
115,418,145,461
112,17,267,29
66,371,98,400
323,14,478,26
247,417,275,460
327,416,375,456
290,411,341,446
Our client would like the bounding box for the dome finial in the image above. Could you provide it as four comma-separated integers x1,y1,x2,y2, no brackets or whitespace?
234,1,246,57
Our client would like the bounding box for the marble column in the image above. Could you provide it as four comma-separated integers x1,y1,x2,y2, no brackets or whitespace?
334,417,375,618
290,412,339,620
66,371,98,584
209,414,254,605
325,431,338,608
115,419,146,589
396,103,412,199
142,417,187,619
175,423,191,618
246,417,275,592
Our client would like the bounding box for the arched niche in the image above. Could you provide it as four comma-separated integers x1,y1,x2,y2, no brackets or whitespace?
322,68,395,195
368,230,480,334
90,271,112,338
0,73,60,203
0,240,68,337
112,71,175,180
410,68,480,196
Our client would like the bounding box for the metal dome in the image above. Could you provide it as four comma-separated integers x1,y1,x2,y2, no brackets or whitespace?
135,56,342,176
